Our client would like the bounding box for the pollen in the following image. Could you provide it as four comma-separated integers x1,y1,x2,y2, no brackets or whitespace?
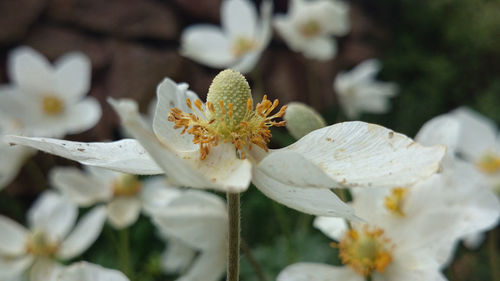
232,36,257,57
26,230,59,257
476,153,500,174
384,187,408,217
336,225,393,277
42,95,64,115
299,20,321,37
113,174,142,197
168,69,287,160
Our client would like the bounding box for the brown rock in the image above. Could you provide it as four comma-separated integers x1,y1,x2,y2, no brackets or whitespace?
0,0,47,43
47,0,179,40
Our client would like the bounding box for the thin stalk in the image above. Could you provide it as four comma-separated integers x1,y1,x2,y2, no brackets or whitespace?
489,228,500,281
118,228,133,278
241,239,267,281
227,192,241,281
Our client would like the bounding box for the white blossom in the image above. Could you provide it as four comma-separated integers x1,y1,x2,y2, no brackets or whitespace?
57,262,129,281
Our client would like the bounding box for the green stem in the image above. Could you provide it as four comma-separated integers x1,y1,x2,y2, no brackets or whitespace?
489,228,500,281
227,192,241,281
241,239,267,281
118,228,133,278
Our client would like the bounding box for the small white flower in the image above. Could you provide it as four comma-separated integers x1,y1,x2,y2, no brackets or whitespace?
334,59,398,119
0,46,101,138
50,166,182,229
6,71,445,220
57,262,129,281
180,0,272,74
153,190,227,281
0,191,106,281
274,0,349,60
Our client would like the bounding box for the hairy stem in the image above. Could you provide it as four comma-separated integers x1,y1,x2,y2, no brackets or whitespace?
227,192,241,281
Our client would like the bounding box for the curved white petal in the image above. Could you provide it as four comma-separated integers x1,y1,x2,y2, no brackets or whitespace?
449,107,498,161
161,238,196,273
316,0,350,36
0,143,33,189
111,98,252,193
256,0,273,47
54,52,91,103
415,115,461,155
222,0,258,38
57,205,106,260
4,136,163,175
58,262,129,281
176,250,226,281
231,50,261,74
377,262,447,281
153,78,199,152
140,177,183,216
49,167,112,207
284,122,445,188
0,216,28,255
302,36,337,60
0,255,33,280
277,263,363,281
180,25,234,68
57,97,101,136
313,216,348,241
106,197,142,229
30,258,63,281
152,190,227,251
252,165,356,219
27,191,77,242
8,46,56,95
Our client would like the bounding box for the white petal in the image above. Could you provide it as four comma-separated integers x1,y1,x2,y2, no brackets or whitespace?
0,143,33,189
111,98,252,193
313,216,348,241
0,255,33,279
449,107,498,161
284,122,445,188
57,262,129,281
252,165,357,219
277,263,363,281
4,136,163,175
55,97,101,136
152,190,227,251
176,250,226,281
27,191,77,242
54,52,91,103
30,258,63,281
378,263,447,281
49,167,111,207
57,205,106,260
231,50,261,74
255,0,273,47
180,25,234,67
301,37,337,60
0,86,41,125
315,0,350,36
161,238,196,273
415,115,461,154
8,46,56,95
222,0,258,38
140,177,183,216
106,197,142,229
153,78,199,152
0,216,28,255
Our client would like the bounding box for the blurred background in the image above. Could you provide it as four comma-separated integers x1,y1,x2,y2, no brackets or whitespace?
0,0,499,280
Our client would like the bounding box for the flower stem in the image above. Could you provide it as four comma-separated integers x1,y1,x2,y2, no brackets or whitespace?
118,228,133,278
227,192,241,281
489,228,500,281
241,239,267,281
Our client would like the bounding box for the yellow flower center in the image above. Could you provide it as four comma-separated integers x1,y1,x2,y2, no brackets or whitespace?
336,226,393,277
232,36,257,57
299,20,321,37
168,69,287,160
476,153,500,174
25,231,59,257
113,174,142,197
42,95,64,115
384,187,408,217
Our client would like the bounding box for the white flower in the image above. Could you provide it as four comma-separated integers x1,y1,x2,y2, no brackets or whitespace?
153,190,227,281
180,0,272,74
6,71,445,220
0,46,101,138
0,191,106,281
334,59,398,119
274,0,349,60
57,262,129,281
49,166,182,229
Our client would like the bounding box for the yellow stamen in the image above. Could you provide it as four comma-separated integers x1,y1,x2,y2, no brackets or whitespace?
232,36,257,57
299,20,321,37
26,231,59,257
335,225,393,277
384,187,408,216
113,174,142,197
476,153,500,174
42,95,64,115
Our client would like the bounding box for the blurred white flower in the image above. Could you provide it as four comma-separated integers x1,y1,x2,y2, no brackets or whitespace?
274,0,349,60
180,0,272,74
0,191,106,281
153,190,227,281
0,46,101,138
50,166,182,229
7,71,445,220
57,262,129,281
334,59,398,119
